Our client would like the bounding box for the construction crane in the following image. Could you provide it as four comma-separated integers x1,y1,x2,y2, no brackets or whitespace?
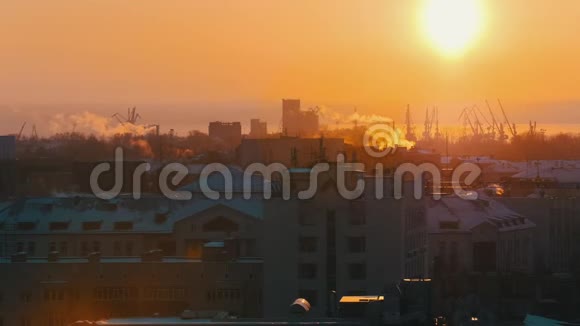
497,99,517,138
404,105,417,142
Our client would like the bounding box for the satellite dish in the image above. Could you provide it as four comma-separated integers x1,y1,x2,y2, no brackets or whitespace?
289,298,311,315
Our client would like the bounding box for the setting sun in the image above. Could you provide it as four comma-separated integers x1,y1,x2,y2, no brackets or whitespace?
422,0,484,56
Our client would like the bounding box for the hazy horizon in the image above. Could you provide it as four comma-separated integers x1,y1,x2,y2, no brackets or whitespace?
1,0,580,136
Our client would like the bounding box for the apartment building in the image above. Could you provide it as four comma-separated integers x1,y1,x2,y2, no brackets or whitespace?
0,166,408,322
403,193,536,278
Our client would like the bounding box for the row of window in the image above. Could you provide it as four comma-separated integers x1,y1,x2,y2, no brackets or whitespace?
298,263,366,280
6,240,135,256
206,288,242,303
298,236,366,253
4,289,75,304
3,221,135,232
299,214,366,226
94,287,189,301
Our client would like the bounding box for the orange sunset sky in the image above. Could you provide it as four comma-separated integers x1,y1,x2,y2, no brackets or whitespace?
1,0,580,135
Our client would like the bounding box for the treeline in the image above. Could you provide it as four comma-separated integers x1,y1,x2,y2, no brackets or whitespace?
441,132,580,161
15,128,580,163
15,130,232,163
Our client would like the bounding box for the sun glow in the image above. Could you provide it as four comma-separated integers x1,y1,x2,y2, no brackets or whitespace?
422,0,484,56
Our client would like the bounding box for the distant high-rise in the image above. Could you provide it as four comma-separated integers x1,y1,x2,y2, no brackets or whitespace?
249,119,267,138
208,121,242,148
282,99,319,137
0,135,16,161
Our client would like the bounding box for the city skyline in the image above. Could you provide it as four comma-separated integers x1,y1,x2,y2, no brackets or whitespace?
2,0,580,135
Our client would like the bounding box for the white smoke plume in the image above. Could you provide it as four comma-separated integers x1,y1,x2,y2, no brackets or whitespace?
317,106,393,129
49,111,152,136
316,105,414,149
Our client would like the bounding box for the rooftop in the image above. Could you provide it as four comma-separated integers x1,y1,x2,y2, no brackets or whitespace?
0,195,263,235
427,192,535,233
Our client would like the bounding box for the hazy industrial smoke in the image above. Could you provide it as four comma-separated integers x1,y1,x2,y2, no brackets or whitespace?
318,106,393,129
49,112,152,137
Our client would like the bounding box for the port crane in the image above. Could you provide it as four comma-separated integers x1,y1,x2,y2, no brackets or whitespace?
404,105,417,142
497,99,517,138
112,107,141,126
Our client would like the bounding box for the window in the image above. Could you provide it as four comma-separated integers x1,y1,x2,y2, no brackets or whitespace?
114,241,122,256
92,241,100,253
523,237,529,266
155,213,168,224
347,289,367,296
49,242,56,252
449,241,458,273
298,289,318,306
126,241,134,256
202,217,239,233
439,221,459,230
44,289,64,302
348,263,366,280
473,242,496,273
59,242,68,255
81,241,89,256
82,221,101,231
347,236,366,253
158,240,176,256
27,242,35,256
299,214,316,226
21,291,32,303
114,221,133,231
49,222,69,231
299,237,317,253
17,222,35,231
144,287,186,301
298,263,317,279
93,287,138,301
349,214,366,226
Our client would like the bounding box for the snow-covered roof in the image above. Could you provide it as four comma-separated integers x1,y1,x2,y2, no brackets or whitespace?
427,193,535,233
510,160,580,183
180,165,283,194
0,195,263,235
